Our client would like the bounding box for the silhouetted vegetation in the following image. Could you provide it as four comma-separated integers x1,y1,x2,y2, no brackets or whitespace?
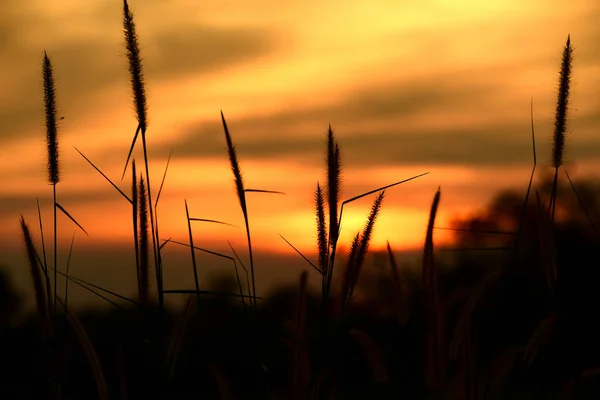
3,2,599,398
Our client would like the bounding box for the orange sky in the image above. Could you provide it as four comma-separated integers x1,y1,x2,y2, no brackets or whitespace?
2,0,600,306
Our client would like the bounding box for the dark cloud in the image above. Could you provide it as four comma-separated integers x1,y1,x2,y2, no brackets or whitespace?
155,74,600,167
0,1,278,142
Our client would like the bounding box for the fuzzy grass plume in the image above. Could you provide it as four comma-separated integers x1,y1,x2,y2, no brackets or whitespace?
327,125,341,247
123,0,147,132
324,126,342,304
550,35,573,221
552,35,572,169
341,191,385,313
315,182,328,277
43,52,59,185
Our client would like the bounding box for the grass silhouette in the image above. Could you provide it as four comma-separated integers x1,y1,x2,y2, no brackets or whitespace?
5,1,599,398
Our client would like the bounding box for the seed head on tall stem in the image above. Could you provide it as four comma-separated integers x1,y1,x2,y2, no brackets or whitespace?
550,35,573,221
42,51,60,314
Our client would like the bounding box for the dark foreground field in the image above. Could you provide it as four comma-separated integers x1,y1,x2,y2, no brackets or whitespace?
4,1,600,398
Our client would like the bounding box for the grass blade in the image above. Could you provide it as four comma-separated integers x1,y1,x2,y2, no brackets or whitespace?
58,298,109,400
36,199,52,319
64,231,76,315
74,147,132,203
188,218,236,227
155,149,172,208
227,240,251,304
20,216,51,340
120,124,140,181
279,234,321,275
185,200,201,306
423,188,444,391
55,203,89,236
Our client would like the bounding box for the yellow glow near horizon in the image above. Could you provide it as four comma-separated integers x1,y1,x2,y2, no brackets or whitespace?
2,0,599,263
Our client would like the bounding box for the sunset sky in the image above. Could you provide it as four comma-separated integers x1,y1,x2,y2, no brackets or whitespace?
2,0,600,306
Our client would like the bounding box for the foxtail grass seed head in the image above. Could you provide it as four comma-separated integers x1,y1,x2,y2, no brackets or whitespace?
123,0,148,132
43,52,59,185
354,191,385,285
552,35,572,168
326,125,341,244
221,111,247,214
315,182,328,273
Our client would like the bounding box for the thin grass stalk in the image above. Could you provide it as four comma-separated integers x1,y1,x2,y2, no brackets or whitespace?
185,200,201,306
222,241,247,310
534,190,557,290
21,216,51,339
279,234,321,275
564,168,597,234
141,133,162,307
167,296,194,382
59,298,109,400
220,111,256,308
132,160,140,294
138,176,150,305
510,97,537,270
52,181,57,313
49,265,134,308
64,232,75,315
153,152,172,303
550,35,573,222
387,241,406,324
551,168,559,222
43,51,60,315
37,199,53,321
423,187,444,391
291,271,310,395
227,241,252,306
340,233,360,316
